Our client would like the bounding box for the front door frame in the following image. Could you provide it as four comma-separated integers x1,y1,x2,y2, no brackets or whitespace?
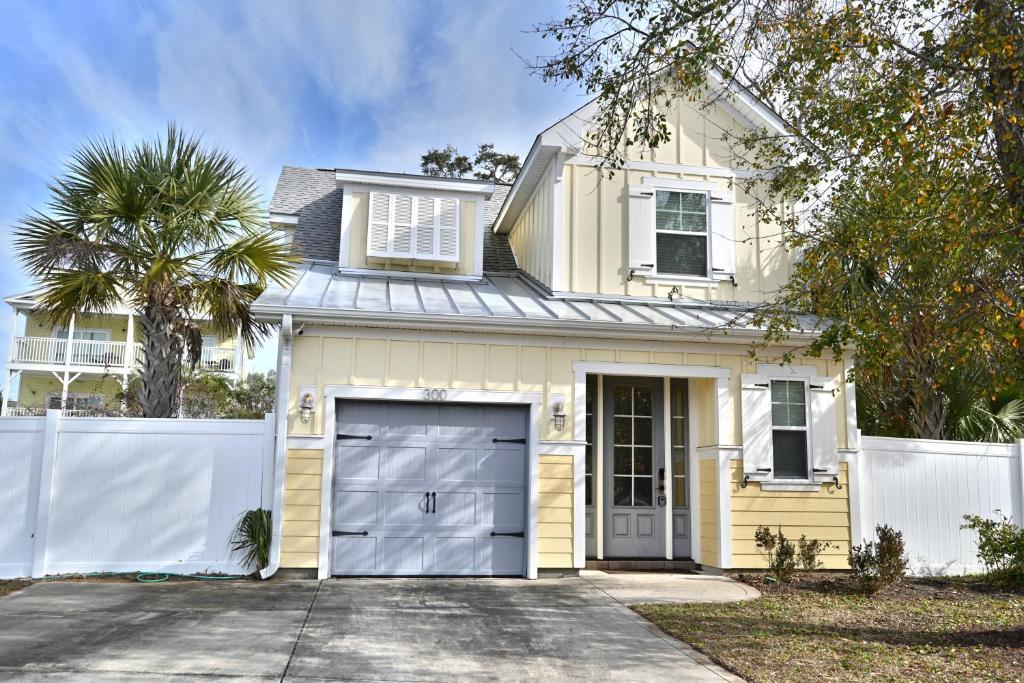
320,385,543,580
572,361,732,567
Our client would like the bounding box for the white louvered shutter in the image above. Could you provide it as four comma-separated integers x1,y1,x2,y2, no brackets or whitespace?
414,195,435,258
709,188,735,280
628,185,655,272
368,192,391,257
740,374,773,478
438,197,459,261
393,194,414,256
809,377,839,480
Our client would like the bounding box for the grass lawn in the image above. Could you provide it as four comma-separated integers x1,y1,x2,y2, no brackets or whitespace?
0,580,31,598
635,575,1024,683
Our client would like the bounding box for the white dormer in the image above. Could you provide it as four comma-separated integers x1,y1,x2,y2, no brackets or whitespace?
336,170,494,278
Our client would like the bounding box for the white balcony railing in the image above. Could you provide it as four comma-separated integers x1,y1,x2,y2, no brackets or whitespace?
9,337,236,374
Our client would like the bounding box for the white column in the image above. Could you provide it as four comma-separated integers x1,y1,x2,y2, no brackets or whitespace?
2,307,17,415
60,313,76,410
122,312,134,411
595,374,604,560
234,324,245,380
663,377,673,560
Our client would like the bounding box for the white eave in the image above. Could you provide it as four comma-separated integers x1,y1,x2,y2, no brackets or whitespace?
335,169,495,198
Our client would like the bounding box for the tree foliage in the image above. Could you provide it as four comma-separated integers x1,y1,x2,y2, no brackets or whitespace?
119,370,276,419
532,0,1024,438
420,143,521,183
14,126,295,418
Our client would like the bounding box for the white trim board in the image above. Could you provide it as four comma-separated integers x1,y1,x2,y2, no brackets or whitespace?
317,385,544,580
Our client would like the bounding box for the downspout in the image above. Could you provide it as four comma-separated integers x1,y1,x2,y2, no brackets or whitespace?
260,313,292,580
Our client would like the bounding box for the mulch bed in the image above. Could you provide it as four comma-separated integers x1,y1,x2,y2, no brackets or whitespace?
634,574,1024,682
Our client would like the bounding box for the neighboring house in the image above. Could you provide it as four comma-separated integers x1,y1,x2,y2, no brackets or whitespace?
1,293,246,416
253,87,857,579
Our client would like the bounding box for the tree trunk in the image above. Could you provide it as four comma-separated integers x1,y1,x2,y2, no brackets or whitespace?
905,318,947,440
137,299,184,418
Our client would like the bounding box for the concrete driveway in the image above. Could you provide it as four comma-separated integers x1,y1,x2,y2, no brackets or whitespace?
0,574,747,681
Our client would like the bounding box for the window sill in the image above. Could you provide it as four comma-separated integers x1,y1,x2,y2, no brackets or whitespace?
758,481,822,492
639,273,726,287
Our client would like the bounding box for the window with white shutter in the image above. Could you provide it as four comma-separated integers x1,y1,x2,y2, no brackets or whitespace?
366,191,461,263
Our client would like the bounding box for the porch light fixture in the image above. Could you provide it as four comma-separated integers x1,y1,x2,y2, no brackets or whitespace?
299,392,315,424
551,400,566,432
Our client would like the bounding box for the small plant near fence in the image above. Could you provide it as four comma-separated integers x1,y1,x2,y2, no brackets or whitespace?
849,524,909,594
232,509,272,575
961,511,1024,587
755,526,834,583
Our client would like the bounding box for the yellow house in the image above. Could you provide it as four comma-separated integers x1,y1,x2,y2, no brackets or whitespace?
253,90,859,579
2,294,246,416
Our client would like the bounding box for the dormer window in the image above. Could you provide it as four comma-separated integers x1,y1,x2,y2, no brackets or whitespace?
367,191,460,263
655,190,708,277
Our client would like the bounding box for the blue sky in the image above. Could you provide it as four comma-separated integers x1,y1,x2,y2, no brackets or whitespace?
0,0,584,383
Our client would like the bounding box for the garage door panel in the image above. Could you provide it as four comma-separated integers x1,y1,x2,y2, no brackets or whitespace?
381,491,430,524
333,536,377,574
334,490,378,525
335,445,380,480
434,537,476,572
437,405,482,437
478,447,525,483
338,403,384,437
434,491,476,525
381,537,424,572
478,537,524,574
386,403,437,437
436,448,476,481
382,446,427,480
482,491,525,526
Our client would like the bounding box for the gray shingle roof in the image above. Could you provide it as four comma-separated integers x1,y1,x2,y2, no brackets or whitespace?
270,166,517,272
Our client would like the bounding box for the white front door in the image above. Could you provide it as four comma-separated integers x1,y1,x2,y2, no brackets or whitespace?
331,400,528,576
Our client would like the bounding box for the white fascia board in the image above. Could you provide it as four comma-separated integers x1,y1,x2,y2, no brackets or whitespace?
335,170,494,198
248,303,818,342
269,212,299,225
492,138,561,234
705,69,789,136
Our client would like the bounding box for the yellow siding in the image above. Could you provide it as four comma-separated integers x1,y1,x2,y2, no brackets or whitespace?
730,460,852,569
561,97,793,302
280,449,323,569
17,373,122,409
538,454,573,568
509,159,554,285
699,459,720,568
346,191,478,275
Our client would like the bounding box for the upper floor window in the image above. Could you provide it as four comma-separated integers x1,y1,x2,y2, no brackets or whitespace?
367,191,460,263
770,379,809,479
655,191,708,277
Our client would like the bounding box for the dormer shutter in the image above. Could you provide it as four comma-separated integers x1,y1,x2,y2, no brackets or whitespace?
366,191,460,263
628,185,655,273
709,188,735,280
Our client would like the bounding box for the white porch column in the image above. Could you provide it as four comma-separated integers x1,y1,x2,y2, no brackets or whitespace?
60,313,76,410
595,374,604,560
2,307,18,415
663,377,673,560
234,324,245,379
122,312,135,411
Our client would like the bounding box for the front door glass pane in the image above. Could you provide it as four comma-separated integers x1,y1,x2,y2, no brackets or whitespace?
611,384,655,508
671,379,688,508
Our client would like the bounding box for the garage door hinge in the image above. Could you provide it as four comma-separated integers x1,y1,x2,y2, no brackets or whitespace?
492,437,526,444
490,531,525,537
337,434,373,440
332,530,369,536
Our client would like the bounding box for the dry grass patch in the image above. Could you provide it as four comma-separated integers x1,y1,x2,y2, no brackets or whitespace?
634,575,1024,683
0,580,31,598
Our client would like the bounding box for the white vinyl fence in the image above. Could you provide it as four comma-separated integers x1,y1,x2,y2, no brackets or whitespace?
0,411,274,578
856,435,1024,575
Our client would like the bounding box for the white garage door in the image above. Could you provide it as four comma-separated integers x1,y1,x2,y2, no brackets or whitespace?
331,401,529,576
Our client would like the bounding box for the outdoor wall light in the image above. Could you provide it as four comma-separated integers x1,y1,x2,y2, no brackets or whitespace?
299,392,315,424
551,400,566,432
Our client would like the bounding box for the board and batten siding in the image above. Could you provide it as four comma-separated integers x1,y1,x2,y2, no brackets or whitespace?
730,461,851,569
508,158,555,286
345,191,478,275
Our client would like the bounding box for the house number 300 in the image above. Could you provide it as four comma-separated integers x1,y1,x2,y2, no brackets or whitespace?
423,389,448,401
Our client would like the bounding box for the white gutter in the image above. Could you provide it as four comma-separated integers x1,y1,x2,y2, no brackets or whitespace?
260,313,292,580
251,304,822,343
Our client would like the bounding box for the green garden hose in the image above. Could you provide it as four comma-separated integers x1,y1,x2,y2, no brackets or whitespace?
135,572,244,583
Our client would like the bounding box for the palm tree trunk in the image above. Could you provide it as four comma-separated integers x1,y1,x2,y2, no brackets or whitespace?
905,318,947,439
138,300,183,418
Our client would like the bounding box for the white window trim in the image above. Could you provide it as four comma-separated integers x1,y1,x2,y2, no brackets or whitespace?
769,377,813,482
652,187,711,280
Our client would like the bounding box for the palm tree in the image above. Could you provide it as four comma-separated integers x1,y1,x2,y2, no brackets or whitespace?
15,125,294,417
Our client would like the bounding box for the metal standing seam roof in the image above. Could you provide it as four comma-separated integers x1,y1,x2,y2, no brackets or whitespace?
252,262,820,337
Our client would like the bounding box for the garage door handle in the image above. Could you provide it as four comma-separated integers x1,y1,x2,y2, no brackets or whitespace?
337,434,373,440
490,531,524,537
332,530,369,536
431,491,436,514
492,438,526,444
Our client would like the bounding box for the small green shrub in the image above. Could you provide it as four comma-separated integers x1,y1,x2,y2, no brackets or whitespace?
797,535,836,570
232,508,272,574
961,511,1024,586
849,524,908,594
755,525,798,583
